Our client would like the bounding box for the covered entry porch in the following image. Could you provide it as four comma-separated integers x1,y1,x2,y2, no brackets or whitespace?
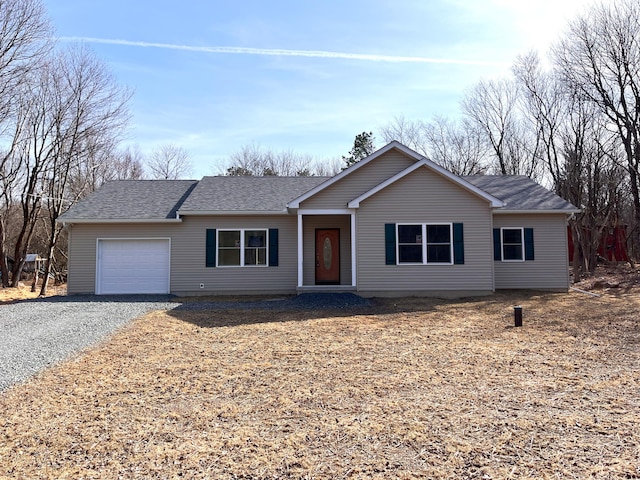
296,210,356,292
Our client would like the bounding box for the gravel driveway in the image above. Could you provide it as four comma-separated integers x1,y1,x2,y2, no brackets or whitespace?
0,293,371,392
0,295,175,392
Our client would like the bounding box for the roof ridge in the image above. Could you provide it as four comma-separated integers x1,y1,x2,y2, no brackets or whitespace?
201,175,332,179
105,178,199,182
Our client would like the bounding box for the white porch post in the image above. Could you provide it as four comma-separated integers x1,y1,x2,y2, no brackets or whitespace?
297,213,303,288
351,210,356,287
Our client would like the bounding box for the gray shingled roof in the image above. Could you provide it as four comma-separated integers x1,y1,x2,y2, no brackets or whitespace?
464,175,578,212
59,180,198,220
178,176,329,213
60,173,578,222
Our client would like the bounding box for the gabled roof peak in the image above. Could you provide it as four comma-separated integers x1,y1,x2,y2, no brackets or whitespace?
289,141,505,209
287,141,424,209
347,159,504,208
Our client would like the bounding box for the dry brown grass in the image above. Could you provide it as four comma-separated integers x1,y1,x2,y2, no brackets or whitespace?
0,283,66,304
1,291,639,479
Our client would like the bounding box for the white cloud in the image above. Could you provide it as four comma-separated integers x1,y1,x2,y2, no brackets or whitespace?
56,36,510,67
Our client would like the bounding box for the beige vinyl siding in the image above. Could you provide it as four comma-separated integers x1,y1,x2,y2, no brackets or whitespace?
356,166,494,295
66,215,298,295
302,215,352,285
300,151,417,209
66,225,86,293
493,214,570,290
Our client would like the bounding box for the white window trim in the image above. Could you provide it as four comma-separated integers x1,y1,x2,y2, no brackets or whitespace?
500,227,525,262
396,223,454,265
216,228,269,267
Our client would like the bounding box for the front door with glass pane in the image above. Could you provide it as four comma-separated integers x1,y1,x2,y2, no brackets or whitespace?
315,229,340,284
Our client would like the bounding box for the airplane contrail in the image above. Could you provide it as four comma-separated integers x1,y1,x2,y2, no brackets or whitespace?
57,37,507,67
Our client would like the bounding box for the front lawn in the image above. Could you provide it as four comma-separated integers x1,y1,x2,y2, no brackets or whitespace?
0,292,638,478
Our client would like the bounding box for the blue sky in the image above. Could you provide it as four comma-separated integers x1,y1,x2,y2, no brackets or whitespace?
44,0,594,178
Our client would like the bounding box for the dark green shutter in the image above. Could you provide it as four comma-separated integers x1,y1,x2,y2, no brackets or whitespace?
493,228,501,261
453,223,464,264
269,228,279,266
385,224,396,265
524,228,535,261
206,229,216,267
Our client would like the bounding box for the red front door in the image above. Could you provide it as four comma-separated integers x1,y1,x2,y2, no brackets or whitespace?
315,229,340,284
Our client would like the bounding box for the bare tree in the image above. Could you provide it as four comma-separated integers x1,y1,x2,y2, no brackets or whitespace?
222,143,324,176
8,79,51,286
379,115,430,155
0,0,51,287
422,116,488,175
310,157,342,177
553,0,640,255
462,78,540,178
147,144,192,179
264,149,314,176
224,143,266,176
562,93,624,278
69,143,144,198
0,104,30,286
513,50,631,277
0,3,133,290
0,0,51,130
380,115,488,175
513,52,566,188
37,45,131,295
112,145,145,180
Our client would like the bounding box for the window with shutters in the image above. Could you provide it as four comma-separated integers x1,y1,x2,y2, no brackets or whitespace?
206,228,278,268
501,227,524,261
218,229,267,267
397,223,453,265
493,227,534,262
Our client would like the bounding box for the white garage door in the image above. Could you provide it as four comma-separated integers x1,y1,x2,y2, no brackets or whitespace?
97,239,170,294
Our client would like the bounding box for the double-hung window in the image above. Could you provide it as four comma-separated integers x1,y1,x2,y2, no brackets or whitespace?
398,224,423,263
426,224,453,263
217,229,267,266
493,227,534,262
397,223,453,264
501,227,524,261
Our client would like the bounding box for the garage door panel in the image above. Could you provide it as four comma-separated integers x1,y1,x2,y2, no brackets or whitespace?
97,239,170,294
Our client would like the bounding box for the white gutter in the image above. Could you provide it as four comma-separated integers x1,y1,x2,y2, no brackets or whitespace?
493,209,581,214
56,218,184,224
177,210,289,216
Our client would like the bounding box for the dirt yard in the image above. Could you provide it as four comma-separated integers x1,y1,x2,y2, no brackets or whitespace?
0,286,638,479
